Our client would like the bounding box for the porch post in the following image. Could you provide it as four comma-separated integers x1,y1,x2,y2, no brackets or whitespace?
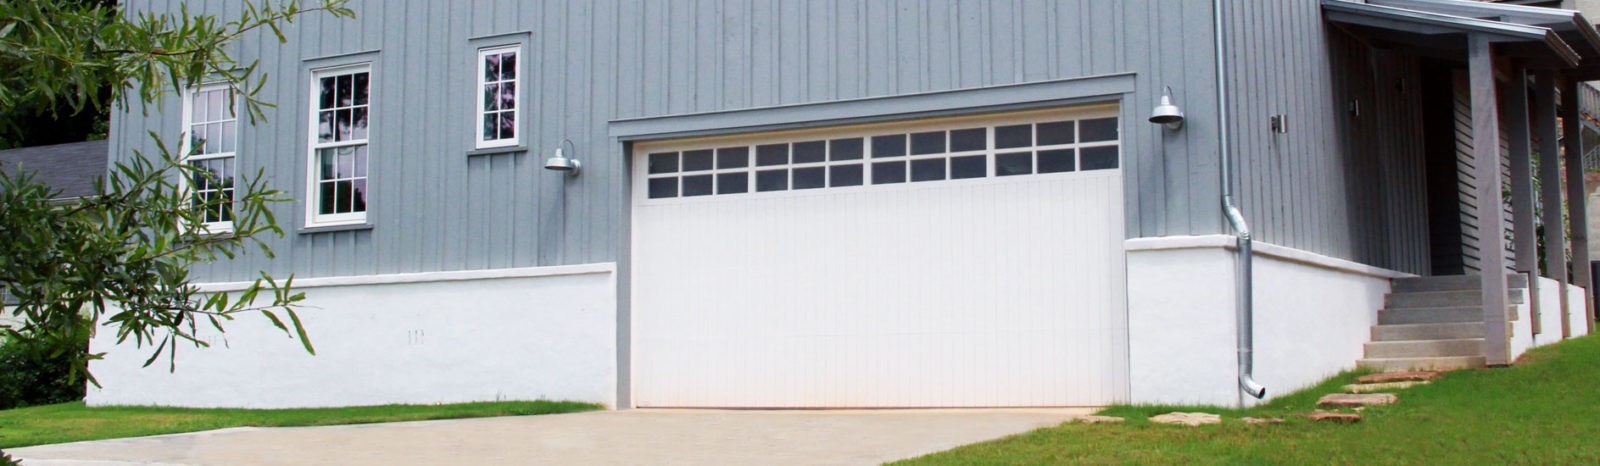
1507,67,1540,336
1470,35,1512,365
1562,77,1594,335
1536,69,1570,338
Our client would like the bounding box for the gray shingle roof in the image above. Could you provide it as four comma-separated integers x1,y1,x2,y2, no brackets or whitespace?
0,140,108,200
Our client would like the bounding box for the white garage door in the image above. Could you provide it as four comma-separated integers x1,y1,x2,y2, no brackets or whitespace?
631,106,1128,408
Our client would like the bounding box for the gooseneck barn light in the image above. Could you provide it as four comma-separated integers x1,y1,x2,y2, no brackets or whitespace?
1149,86,1185,130
544,139,581,177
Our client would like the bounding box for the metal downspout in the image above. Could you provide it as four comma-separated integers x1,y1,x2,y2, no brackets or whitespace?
1214,0,1267,402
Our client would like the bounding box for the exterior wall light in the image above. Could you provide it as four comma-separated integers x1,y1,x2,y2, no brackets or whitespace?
1149,86,1184,130
544,139,581,176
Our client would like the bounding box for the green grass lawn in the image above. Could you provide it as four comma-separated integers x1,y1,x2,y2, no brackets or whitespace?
899,333,1600,465
0,399,601,449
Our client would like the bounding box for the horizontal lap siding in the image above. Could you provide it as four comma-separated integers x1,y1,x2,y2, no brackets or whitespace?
1226,1,1429,275
113,0,1223,281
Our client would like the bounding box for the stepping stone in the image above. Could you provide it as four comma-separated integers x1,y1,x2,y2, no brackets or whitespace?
1343,381,1428,393
1075,415,1124,424
1149,412,1221,426
1318,393,1397,407
1357,371,1439,384
1241,417,1283,425
1307,412,1362,423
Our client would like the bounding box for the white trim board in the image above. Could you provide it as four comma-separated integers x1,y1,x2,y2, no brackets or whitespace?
196,263,617,292
1125,235,1414,279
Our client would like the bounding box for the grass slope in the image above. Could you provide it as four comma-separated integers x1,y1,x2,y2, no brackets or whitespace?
899,334,1600,465
0,400,601,449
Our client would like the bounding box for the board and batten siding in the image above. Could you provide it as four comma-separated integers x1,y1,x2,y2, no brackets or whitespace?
112,0,1226,282
1222,0,1430,275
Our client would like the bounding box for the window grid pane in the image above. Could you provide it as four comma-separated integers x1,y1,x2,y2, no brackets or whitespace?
479,48,519,145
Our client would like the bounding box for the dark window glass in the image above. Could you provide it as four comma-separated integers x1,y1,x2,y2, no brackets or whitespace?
793,140,826,164
830,164,863,187
648,152,678,174
648,177,677,198
1080,117,1119,142
757,144,788,166
910,158,946,182
1037,121,1074,146
682,174,713,196
756,169,788,191
319,182,335,214
485,54,501,82
500,53,517,80
1080,146,1119,170
353,73,369,106
872,161,906,184
950,155,986,179
792,167,826,190
871,134,906,157
995,124,1032,149
682,149,714,171
950,128,986,152
319,77,335,109
830,138,864,160
717,172,748,194
910,131,946,155
717,147,749,169
996,152,1033,176
336,74,353,106
1038,148,1076,173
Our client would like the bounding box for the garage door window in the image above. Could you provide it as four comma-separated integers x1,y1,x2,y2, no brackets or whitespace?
645,115,1118,199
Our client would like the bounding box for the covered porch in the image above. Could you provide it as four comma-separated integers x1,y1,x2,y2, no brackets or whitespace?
1324,0,1600,365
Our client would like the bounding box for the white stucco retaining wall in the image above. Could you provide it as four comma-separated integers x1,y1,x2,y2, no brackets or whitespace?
85,264,618,409
1126,235,1405,407
1569,283,1591,338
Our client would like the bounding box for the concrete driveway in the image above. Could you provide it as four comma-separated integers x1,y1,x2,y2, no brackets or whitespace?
6,408,1089,465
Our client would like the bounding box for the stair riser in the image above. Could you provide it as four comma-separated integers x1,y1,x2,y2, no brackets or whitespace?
1386,291,1524,309
1357,356,1487,372
1371,323,1483,341
1392,275,1529,293
1379,308,1484,325
1364,339,1483,358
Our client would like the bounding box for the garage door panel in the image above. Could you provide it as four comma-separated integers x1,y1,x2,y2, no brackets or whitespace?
633,110,1127,408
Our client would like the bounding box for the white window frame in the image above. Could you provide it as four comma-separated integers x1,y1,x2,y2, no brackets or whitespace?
476,45,522,149
306,63,372,227
180,81,240,234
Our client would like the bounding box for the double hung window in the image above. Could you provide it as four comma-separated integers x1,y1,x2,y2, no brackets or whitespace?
309,65,371,226
183,83,239,230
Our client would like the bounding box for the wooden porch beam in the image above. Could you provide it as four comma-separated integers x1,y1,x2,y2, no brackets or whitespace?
1536,69,1569,338
1471,35,1513,366
1507,67,1541,336
1561,77,1595,335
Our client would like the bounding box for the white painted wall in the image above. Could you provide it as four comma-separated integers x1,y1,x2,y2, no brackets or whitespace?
86,265,618,409
1127,236,1402,407
1569,284,1591,338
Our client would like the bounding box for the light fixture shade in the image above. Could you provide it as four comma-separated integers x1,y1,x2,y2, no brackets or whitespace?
544,145,581,176
1149,90,1184,130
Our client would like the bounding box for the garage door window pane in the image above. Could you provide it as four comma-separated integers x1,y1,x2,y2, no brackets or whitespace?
995,124,1032,149
1080,118,1119,142
950,155,985,179
717,172,749,194
872,134,906,157
950,128,986,152
1037,121,1075,146
793,140,826,164
1081,146,1119,170
757,169,788,191
910,158,946,182
1038,148,1076,174
996,152,1032,176
717,147,749,169
757,144,788,166
830,138,864,160
649,152,678,174
830,164,863,187
648,177,677,198
682,174,713,196
872,161,906,184
910,131,945,155
792,166,826,190
682,149,714,172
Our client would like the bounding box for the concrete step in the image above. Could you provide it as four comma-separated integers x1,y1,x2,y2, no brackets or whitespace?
1385,290,1525,309
1357,355,1487,372
1392,274,1529,293
1363,338,1483,358
1371,322,1483,341
1379,307,1487,325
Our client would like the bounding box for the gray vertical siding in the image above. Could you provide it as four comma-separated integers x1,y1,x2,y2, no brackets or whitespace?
1223,0,1430,275
114,0,1228,281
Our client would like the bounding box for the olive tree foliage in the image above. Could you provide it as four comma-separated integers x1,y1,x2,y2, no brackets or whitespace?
0,0,354,383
